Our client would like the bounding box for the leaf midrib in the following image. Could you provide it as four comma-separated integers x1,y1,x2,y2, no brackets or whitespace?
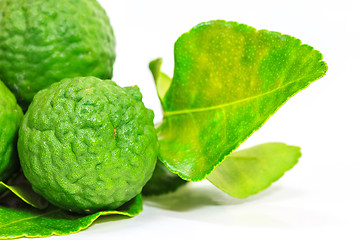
0,209,61,229
163,73,315,117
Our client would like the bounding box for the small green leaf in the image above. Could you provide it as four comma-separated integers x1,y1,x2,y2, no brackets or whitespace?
149,58,172,102
207,143,301,198
0,182,48,210
142,159,187,196
0,194,142,239
0,173,48,210
155,20,327,181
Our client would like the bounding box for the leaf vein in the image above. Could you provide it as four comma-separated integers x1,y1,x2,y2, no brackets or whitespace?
0,209,61,228
164,73,319,117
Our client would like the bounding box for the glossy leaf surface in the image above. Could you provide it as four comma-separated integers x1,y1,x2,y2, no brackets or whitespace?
156,20,327,181
207,143,300,198
0,194,142,239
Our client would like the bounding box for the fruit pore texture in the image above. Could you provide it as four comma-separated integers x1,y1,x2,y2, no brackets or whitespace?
0,0,116,108
0,80,23,182
18,77,158,213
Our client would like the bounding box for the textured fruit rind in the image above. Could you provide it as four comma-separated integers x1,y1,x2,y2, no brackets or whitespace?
18,77,158,213
0,0,116,108
0,80,23,182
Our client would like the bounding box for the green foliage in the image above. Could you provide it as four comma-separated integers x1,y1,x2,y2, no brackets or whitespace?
155,20,327,181
0,194,142,239
149,59,172,103
207,143,301,198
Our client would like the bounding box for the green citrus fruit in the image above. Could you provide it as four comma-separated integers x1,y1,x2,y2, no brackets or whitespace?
0,80,23,183
0,0,115,109
18,77,158,213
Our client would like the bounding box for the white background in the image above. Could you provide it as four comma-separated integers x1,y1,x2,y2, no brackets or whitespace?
55,0,359,239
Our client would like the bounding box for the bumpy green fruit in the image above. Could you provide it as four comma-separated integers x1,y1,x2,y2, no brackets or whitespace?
0,0,115,108
18,77,158,213
0,80,23,182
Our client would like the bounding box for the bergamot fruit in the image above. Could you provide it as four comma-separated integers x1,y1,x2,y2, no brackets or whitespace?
18,77,158,213
0,80,23,183
0,0,115,109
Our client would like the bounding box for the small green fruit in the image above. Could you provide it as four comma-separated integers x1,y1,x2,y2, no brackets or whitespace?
18,77,158,213
0,80,23,183
0,0,116,109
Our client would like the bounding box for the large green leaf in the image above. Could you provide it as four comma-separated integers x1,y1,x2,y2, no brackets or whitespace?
207,143,301,198
156,20,327,181
0,194,142,239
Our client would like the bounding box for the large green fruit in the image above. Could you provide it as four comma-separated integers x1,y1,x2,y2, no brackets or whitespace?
18,77,158,213
0,80,23,183
0,0,115,109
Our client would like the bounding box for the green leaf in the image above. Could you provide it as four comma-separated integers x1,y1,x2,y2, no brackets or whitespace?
147,60,187,195
207,143,301,198
155,20,327,181
142,159,187,196
0,182,48,210
0,173,48,210
149,58,172,102
0,194,142,239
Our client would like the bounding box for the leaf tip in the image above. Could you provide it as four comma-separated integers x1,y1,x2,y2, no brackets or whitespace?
149,58,163,80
